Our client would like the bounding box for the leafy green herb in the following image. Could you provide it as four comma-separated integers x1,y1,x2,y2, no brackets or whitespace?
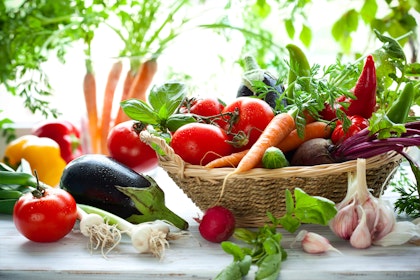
120,81,188,136
391,164,420,218
215,188,337,279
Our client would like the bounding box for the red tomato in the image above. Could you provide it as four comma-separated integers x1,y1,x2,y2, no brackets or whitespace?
13,187,77,242
171,123,233,165
222,97,274,150
189,97,225,117
331,115,369,144
107,121,158,173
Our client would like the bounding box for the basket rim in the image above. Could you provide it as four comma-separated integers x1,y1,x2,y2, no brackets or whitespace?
140,131,403,180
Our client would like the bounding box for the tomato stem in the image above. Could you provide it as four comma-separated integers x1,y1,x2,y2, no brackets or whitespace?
31,170,46,198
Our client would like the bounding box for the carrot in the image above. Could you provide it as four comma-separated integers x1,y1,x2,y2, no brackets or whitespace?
115,58,158,124
276,121,332,153
127,58,158,101
235,112,295,173
114,67,137,125
217,112,296,203
100,61,123,154
204,149,249,168
83,70,99,154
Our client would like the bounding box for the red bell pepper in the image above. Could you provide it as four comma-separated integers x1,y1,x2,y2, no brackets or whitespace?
321,55,377,120
32,120,83,163
331,115,369,144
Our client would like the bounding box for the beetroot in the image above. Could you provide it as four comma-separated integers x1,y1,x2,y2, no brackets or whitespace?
196,206,236,243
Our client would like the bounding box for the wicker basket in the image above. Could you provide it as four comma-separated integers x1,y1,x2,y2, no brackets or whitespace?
140,131,402,227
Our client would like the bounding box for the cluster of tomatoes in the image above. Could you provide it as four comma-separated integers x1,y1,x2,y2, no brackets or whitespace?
171,96,274,165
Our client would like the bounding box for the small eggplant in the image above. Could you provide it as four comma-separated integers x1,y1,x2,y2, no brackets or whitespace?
60,154,150,218
60,154,188,229
237,55,287,109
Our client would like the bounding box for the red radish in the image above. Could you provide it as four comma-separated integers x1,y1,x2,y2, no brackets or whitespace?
195,206,236,243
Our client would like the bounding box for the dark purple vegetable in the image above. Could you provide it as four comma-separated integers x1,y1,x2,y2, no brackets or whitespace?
330,121,420,162
60,154,151,218
237,55,287,109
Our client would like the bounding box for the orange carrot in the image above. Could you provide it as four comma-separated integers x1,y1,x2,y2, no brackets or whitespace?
276,121,332,153
100,61,123,154
205,149,249,168
83,70,99,154
114,67,137,125
235,112,295,173
217,112,296,202
115,58,158,124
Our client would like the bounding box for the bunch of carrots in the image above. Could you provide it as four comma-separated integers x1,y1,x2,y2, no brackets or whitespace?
82,58,158,154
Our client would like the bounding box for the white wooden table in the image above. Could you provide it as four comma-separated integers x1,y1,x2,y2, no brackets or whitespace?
1,167,420,280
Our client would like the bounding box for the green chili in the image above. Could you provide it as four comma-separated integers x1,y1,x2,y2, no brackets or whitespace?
285,44,311,101
386,82,414,124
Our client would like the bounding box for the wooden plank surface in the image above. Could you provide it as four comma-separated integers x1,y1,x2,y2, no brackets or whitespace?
1,167,420,280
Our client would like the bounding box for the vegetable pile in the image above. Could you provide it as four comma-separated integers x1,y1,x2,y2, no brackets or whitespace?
121,32,420,177
1,28,420,279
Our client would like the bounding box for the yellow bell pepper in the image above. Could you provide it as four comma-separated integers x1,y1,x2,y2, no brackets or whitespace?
3,135,66,187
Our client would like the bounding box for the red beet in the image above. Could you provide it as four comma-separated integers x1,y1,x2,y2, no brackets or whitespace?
196,206,236,243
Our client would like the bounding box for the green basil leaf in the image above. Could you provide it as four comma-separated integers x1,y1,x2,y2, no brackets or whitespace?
221,241,246,260
148,81,187,119
165,113,197,132
284,189,294,214
278,214,301,233
233,228,257,244
294,188,337,225
255,253,282,280
120,99,159,125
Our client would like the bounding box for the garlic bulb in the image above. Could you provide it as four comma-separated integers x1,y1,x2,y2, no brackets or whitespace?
329,158,396,248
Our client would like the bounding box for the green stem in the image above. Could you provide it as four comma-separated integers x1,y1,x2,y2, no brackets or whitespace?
143,0,188,52
116,176,189,230
78,204,134,232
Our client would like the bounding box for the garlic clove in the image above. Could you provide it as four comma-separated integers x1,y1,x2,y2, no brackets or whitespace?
329,199,358,240
373,221,420,246
295,230,342,255
360,196,378,233
371,199,396,241
350,205,372,249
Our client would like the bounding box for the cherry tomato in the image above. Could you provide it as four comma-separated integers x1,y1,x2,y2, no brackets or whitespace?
222,97,274,150
107,121,158,173
13,187,77,242
189,97,225,117
331,115,369,144
171,123,233,165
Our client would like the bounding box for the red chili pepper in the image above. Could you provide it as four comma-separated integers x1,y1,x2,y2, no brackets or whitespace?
320,55,377,121
331,115,369,144
32,120,83,163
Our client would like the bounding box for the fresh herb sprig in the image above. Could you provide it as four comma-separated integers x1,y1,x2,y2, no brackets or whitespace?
391,164,420,218
215,188,337,280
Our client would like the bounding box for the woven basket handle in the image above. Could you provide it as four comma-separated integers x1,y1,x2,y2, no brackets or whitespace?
140,131,184,165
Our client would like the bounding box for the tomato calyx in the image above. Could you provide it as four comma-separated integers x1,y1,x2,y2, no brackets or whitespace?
132,121,147,134
30,170,47,199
